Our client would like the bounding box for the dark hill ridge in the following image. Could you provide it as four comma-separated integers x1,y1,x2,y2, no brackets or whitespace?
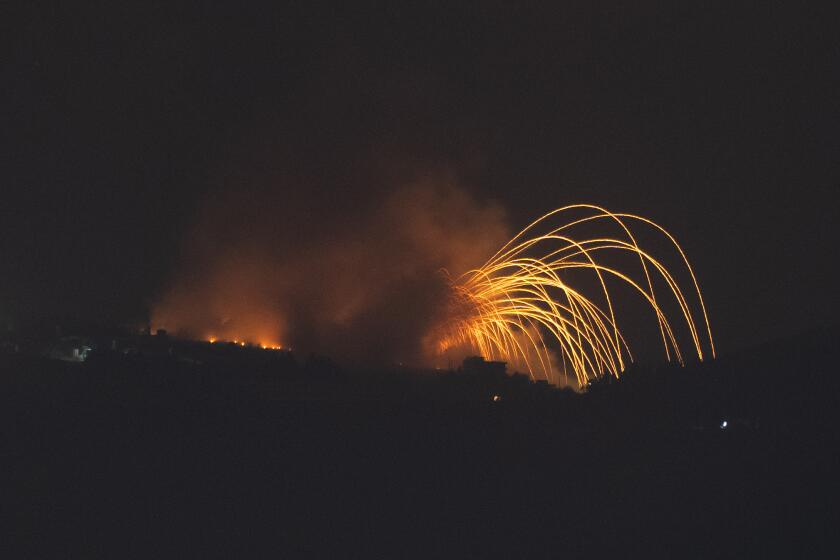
2,328,838,557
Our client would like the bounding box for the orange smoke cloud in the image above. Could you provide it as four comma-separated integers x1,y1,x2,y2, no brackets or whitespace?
151,176,509,366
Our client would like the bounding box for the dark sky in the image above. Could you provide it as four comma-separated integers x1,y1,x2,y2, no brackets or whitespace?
3,1,838,354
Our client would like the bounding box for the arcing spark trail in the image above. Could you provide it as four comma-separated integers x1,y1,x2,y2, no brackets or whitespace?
434,205,715,387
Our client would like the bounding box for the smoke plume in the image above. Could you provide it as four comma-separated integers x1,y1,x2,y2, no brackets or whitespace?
152,174,509,367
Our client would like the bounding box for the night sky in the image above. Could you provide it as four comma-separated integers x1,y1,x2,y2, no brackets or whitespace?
3,2,838,355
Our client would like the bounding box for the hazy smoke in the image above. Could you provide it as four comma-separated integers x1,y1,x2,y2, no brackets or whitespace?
152,174,510,366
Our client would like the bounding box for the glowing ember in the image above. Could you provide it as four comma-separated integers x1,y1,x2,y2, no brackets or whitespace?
205,337,284,350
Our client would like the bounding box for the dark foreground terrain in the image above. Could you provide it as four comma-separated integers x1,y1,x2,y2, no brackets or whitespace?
2,329,838,558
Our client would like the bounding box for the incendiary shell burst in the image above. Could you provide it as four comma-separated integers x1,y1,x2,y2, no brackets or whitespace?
435,205,715,387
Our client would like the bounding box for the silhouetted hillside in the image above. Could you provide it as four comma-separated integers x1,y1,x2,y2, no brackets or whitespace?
2,328,838,557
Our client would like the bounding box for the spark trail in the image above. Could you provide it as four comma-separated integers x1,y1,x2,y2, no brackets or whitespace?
434,205,715,387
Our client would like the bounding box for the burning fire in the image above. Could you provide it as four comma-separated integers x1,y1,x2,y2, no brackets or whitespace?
151,183,713,385
207,337,283,350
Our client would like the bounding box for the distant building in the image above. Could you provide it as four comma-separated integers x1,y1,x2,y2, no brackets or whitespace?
462,356,507,378
47,337,93,362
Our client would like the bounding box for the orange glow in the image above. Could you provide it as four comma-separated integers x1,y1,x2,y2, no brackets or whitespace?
202,337,285,350
150,182,508,369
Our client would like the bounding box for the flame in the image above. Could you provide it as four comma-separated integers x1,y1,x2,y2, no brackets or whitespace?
151,181,509,367
205,337,283,350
